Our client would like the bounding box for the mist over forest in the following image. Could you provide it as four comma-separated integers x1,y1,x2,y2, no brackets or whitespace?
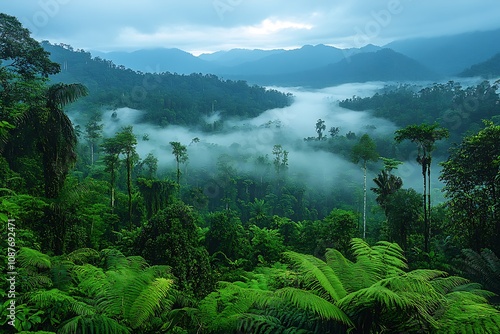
2,9,500,334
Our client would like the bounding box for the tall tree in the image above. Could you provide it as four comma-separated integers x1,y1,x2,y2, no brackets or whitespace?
316,118,326,140
134,202,214,298
384,188,422,251
0,14,59,117
272,144,289,176
115,126,137,227
102,136,121,213
440,121,500,253
371,158,403,216
140,152,158,179
395,123,449,253
84,115,103,165
352,134,378,239
38,83,88,198
0,14,73,197
170,141,188,186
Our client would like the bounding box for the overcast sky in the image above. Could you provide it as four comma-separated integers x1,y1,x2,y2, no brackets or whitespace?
3,0,500,55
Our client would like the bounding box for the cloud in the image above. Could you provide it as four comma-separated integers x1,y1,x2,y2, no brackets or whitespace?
112,18,314,52
80,82,399,194
3,0,500,53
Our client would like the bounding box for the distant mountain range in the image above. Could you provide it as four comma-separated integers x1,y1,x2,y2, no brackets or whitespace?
385,29,500,76
86,28,500,87
459,53,500,78
227,48,440,88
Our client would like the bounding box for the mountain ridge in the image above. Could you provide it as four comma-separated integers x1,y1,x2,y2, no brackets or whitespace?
384,28,500,75
50,27,500,88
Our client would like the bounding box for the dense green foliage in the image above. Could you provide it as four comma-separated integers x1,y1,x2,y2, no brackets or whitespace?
339,80,499,142
42,42,292,127
460,52,500,78
1,13,500,333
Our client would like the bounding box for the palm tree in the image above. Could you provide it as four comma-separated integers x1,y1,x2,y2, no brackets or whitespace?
395,123,449,253
38,83,88,198
371,169,403,216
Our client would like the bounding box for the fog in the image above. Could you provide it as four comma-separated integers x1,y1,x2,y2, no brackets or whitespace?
77,81,449,203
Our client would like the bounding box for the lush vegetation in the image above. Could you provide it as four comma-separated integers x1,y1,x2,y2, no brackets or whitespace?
42,42,292,127
459,52,500,78
1,13,500,333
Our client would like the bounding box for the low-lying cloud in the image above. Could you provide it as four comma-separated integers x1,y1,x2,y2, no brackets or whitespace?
92,82,403,195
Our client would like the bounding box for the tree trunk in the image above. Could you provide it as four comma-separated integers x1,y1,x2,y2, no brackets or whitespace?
90,142,94,165
127,154,132,228
427,162,432,253
422,161,429,253
363,160,367,239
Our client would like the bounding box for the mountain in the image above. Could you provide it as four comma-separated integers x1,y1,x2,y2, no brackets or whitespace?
91,48,221,74
459,53,500,78
198,48,286,67
42,42,291,126
219,44,382,76
385,29,500,76
241,48,439,88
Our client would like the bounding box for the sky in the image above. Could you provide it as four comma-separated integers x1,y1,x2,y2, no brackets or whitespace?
2,0,500,55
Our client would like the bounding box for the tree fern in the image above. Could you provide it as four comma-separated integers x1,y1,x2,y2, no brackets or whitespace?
198,281,275,333
28,289,95,316
275,287,352,325
65,247,100,265
238,313,313,334
283,251,347,302
99,248,128,269
58,314,130,334
349,238,407,283
18,247,51,269
127,277,175,328
461,248,500,296
434,291,500,334
199,240,500,334
72,253,177,331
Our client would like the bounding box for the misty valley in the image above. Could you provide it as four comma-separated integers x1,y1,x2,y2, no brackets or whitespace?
2,12,500,334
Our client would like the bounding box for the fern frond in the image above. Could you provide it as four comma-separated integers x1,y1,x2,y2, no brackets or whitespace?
100,248,128,269
66,247,100,264
18,247,51,269
58,314,130,334
435,291,500,334
283,251,347,301
125,255,150,271
340,284,412,312
325,248,358,293
430,275,470,295
72,264,108,298
275,287,353,326
371,240,408,274
198,282,274,332
461,248,500,294
350,238,373,258
20,273,53,291
238,314,285,334
28,289,95,316
128,277,175,328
